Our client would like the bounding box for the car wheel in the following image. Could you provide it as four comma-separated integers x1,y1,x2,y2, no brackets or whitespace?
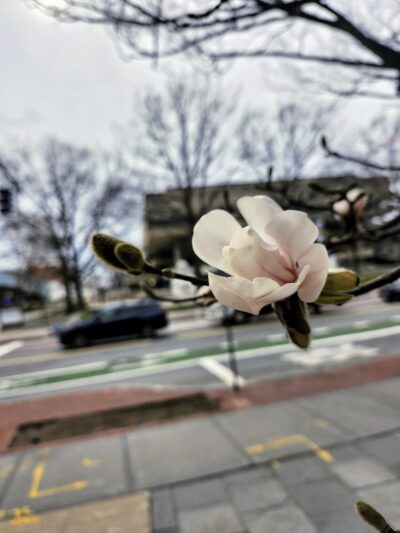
72,334,90,348
141,325,155,338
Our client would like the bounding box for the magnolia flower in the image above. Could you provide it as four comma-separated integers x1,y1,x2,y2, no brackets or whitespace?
192,195,329,315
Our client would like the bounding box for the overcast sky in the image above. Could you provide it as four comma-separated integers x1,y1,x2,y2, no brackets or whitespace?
0,1,279,151
1,1,390,152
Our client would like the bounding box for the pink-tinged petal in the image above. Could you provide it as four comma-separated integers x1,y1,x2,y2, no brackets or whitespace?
228,227,295,283
297,244,329,302
209,272,301,315
262,281,299,303
237,196,282,241
265,210,319,261
208,273,261,314
192,210,241,271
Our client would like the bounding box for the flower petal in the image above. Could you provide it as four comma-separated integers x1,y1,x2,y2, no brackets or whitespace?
228,227,295,283
192,210,241,271
297,244,329,302
237,196,282,241
265,210,319,261
208,271,308,315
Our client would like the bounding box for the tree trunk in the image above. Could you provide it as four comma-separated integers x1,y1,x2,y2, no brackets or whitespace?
72,270,86,311
59,257,76,314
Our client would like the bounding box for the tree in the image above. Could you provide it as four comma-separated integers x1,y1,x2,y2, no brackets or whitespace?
30,1,400,98
239,101,335,182
126,76,239,268
0,139,135,312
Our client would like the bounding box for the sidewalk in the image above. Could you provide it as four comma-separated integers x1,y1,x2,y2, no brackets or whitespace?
0,375,399,532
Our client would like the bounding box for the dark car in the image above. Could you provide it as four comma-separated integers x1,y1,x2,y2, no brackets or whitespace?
379,279,400,302
56,300,168,348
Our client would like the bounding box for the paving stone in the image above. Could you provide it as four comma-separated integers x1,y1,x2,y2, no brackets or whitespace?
273,456,331,487
313,509,367,533
174,479,228,510
224,467,271,487
0,452,22,503
298,389,400,437
243,505,318,533
292,479,353,517
178,502,244,533
127,418,249,489
365,378,400,399
228,477,288,512
358,481,400,524
330,457,396,488
216,402,346,463
152,489,176,530
1,435,129,513
327,443,361,462
359,434,400,468
0,492,150,533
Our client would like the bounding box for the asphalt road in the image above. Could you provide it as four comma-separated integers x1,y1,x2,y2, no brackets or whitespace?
0,298,399,400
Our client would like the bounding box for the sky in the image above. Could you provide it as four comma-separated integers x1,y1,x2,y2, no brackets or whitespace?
0,1,276,151
1,1,389,150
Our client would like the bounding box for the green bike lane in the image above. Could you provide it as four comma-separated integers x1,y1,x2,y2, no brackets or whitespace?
1,316,400,399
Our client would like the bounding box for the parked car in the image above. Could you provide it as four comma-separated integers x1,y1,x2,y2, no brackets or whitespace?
55,300,168,348
379,279,400,302
0,307,25,329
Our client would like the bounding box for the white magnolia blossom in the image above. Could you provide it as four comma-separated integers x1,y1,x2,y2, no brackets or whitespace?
192,195,329,315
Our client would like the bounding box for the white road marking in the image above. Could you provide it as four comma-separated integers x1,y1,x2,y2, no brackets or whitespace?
354,320,370,329
0,341,24,358
314,326,330,334
199,357,246,387
144,348,188,360
267,333,285,340
219,340,239,349
283,342,378,367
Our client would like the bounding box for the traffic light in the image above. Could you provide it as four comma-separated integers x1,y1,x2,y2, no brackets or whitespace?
0,188,12,215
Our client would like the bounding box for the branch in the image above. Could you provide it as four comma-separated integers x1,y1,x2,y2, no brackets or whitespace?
140,282,212,303
321,136,400,172
208,50,384,69
349,267,400,296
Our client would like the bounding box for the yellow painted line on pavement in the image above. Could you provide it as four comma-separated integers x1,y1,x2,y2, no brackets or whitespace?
246,434,334,463
28,449,88,499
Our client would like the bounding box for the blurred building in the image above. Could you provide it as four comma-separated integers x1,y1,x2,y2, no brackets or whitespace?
144,176,396,270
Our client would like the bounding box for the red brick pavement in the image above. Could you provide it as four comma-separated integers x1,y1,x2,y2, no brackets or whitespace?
1,353,399,454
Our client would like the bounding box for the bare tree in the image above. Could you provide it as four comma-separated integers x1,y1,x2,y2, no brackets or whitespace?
239,101,335,182
0,139,135,312
126,77,239,266
29,1,400,98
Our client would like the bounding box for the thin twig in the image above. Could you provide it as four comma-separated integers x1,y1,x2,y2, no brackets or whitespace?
141,282,213,303
321,136,400,172
349,266,400,296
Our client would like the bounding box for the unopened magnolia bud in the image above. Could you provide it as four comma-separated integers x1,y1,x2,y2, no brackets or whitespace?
355,501,394,532
90,233,128,272
115,243,145,274
316,269,359,305
324,269,359,292
274,295,311,349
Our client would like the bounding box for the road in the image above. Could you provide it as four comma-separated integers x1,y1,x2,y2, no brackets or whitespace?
0,298,399,400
